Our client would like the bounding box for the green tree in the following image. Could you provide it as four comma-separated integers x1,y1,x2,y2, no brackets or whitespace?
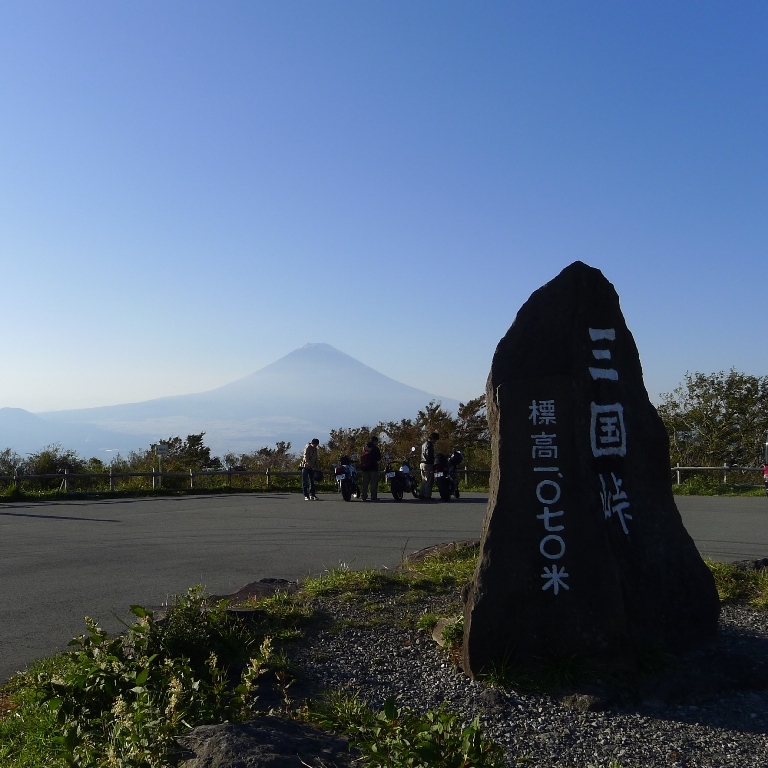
0,447,25,475
224,441,296,472
157,433,223,471
415,401,458,447
454,395,490,468
377,417,422,463
324,426,377,466
322,399,488,468
657,369,768,468
24,443,87,490
114,434,223,475
25,443,85,475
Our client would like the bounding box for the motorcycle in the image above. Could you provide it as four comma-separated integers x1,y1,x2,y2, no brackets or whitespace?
433,449,464,501
333,453,359,502
384,447,419,501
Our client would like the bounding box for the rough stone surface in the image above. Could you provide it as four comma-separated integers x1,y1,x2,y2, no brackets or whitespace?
176,716,356,768
402,539,480,565
210,579,298,603
732,558,768,572
432,616,461,647
463,261,720,677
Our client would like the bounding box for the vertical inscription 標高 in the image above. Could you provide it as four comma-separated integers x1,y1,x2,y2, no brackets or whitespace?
530,399,569,594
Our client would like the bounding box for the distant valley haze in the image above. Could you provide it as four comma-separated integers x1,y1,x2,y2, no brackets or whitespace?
0,344,462,458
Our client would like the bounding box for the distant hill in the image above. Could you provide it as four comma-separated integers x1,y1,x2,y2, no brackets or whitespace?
0,407,144,458
24,344,460,457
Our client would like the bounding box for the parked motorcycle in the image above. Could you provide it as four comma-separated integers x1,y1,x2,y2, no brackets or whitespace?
334,454,359,502
433,449,464,501
384,447,419,501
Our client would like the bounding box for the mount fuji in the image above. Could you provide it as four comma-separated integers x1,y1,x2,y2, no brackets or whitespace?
24,344,461,457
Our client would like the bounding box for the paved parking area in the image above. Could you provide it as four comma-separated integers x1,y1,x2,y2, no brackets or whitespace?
0,491,487,682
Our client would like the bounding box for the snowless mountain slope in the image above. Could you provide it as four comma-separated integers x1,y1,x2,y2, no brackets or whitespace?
33,344,460,455
0,407,142,457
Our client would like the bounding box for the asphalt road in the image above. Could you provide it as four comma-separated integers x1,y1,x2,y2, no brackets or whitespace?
1,491,766,684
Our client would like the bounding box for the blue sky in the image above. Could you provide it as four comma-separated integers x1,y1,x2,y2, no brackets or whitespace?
1,2,766,412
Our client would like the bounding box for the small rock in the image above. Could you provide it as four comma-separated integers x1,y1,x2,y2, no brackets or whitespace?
176,716,357,768
432,617,461,647
561,693,603,712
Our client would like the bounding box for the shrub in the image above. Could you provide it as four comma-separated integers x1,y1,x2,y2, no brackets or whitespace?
40,588,272,767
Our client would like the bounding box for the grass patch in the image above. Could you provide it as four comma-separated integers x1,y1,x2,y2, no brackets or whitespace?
404,543,479,590
236,590,318,641
302,564,407,597
705,559,768,609
303,692,505,767
0,656,71,768
416,613,440,633
672,474,765,496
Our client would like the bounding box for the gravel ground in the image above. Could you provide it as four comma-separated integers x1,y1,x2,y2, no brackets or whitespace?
290,595,768,767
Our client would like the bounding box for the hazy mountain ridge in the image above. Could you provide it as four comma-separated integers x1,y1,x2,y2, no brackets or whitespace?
3,344,460,457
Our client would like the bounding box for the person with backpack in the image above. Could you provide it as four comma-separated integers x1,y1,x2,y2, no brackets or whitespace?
301,438,321,500
359,435,382,501
419,432,440,500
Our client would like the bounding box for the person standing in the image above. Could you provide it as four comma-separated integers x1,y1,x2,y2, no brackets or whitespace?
419,432,439,500
301,438,321,500
359,435,382,501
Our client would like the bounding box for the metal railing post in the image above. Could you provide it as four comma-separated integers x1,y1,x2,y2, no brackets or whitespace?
64,467,70,493
675,462,680,485
189,469,194,489
14,467,20,490
266,467,271,488
109,467,115,492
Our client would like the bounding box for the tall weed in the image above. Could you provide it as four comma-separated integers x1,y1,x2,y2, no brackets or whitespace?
40,588,272,767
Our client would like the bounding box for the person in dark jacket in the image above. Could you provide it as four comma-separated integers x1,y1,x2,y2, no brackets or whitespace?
301,438,321,500
359,435,382,501
419,432,439,500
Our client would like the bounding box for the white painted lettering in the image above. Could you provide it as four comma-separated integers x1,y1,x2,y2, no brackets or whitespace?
536,507,564,531
535,479,561,504
540,535,566,560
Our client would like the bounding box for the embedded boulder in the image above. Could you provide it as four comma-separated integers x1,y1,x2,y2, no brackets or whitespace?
462,261,720,678
176,716,356,767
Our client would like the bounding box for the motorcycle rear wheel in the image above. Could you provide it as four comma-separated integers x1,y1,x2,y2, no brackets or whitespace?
341,480,352,501
437,479,452,502
391,481,404,501
454,487,460,498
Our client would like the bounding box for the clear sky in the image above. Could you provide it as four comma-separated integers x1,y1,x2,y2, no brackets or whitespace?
1,2,766,413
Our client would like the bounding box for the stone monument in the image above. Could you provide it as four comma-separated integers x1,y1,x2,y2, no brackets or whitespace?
462,262,720,678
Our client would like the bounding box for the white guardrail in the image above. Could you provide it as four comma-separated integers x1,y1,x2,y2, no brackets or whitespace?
0,466,763,491
0,466,491,491
671,464,764,485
